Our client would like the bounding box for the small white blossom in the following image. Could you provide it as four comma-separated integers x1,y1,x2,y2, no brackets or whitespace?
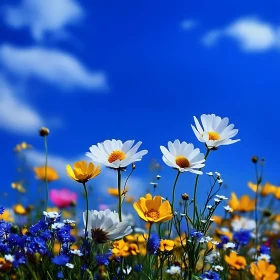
71,250,83,256
213,265,224,272
200,236,212,243
201,220,207,224
215,172,221,177
214,198,221,203
156,175,161,179
210,218,215,222
258,254,271,262
225,242,236,249
150,182,157,186
166,266,181,275
216,195,228,200
224,205,233,212
206,172,213,176
5,255,14,262
204,252,220,263
63,219,76,224
51,223,65,230
218,179,223,184
66,263,74,269
212,241,219,245
207,205,213,210
232,217,256,232
123,266,132,275
43,211,61,219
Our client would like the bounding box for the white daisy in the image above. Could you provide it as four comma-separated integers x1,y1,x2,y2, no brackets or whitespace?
191,114,240,149
213,265,224,272
160,140,205,174
166,265,181,275
225,242,236,249
83,209,132,243
86,139,148,169
231,217,256,232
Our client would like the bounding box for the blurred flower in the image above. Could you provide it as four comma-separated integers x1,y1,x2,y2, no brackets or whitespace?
13,204,27,215
98,204,111,210
200,270,220,280
86,139,148,169
1,209,14,222
147,233,160,254
112,239,137,257
248,182,276,196
159,239,175,252
133,193,172,223
11,182,26,193
225,252,246,269
13,142,32,152
229,192,255,212
0,258,12,272
160,140,205,174
50,189,77,209
34,166,59,182
233,230,251,246
125,196,134,203
250,260,279,280
231,217,256,232
83,209,132,243
107,187,119,197
52,255,69,266
167,265,181,275
66,161,100,183
191,114,240,149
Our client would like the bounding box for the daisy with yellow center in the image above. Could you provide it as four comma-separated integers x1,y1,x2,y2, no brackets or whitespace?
160,140,205,174
66,161,101,183
191,114,240,149
133,193,173,223
86,139,148,169
34,166,59,182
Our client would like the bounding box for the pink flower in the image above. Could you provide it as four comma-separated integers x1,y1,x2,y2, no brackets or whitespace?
98,204,110,210
50,189,77,208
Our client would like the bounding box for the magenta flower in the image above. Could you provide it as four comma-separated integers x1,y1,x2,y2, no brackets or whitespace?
50,189,77,208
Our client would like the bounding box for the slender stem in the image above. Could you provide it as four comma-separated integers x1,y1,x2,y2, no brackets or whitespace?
117,168,122,222
192,148,210,223
43,136,49,211
254,163,261,253
83,182,89,240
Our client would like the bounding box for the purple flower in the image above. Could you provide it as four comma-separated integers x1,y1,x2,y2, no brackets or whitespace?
52,255,69,266
147,233,160,254
200,270,221,280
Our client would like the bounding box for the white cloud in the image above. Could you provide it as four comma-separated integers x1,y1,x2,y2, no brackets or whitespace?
0,45,107,90
4,0,83,41
202,17,280,52
181,19,197,30
0,76,44,135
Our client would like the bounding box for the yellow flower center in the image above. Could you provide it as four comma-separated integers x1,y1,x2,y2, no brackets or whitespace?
208,131,221,141
175,156,190,168
146,209,160,220
108,150,126,163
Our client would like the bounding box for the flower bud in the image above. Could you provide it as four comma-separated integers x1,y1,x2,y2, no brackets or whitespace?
181,193,189,201
39,127,49,137
251,156,258,164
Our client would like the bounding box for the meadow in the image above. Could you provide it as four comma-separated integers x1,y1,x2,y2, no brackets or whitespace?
1,114,278,280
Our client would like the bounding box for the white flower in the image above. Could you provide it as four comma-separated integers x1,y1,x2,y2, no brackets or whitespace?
51,223,65,230
231,217,256,232
214,198,221,203
86,139,148,169
212,241,219,245
4,254,14,262
160,140,205,174
258,254,271,262
225,242,236,249
204,252,220,263
166,265,181,275
216,195,228,200
207,205,213,210
150,182,157,186
215,172,221,177
201,220,207,224
66,263,74,269
43,211,60,219
71,250,83,256
191,114,240,149
156,175,161,179
218,179,223,185
63,219,76,224
123,266,132,275
206,172,213,176
200,236,212,243
213,265,224,272
224,205,233,212
83,209,132,243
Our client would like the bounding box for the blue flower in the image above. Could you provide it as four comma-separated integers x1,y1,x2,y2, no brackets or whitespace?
134,264,143,272
233,230,251,246
259,245,270,255
147,233,160,254
200,270,221,280
52,255,70,266
190,230,204,241
57,271,64,278
95,252,112,266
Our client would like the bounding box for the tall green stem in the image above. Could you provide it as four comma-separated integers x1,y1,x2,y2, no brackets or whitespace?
44,136,49,210
192,148,210,223
117,168,122,222
83,182,89,240
254,163,261,252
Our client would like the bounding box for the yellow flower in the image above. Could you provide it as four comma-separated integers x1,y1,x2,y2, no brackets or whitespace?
250,260,279,280
111,240,130,257
11,182,26,193
159,239,175,251
34,166,59,182
133,193,172,223
107,187,119,197
1,210,14,222
212,215,223,225
174,233,187,247
273,187,280,199
66,161,100,183
13,204,27,215
125,196,134,203
225,252,246,270
229,192,255,212
248,182,276,196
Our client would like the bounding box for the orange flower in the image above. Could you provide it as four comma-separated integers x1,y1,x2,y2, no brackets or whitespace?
13,204,27,215
248,182,276,196
133,193,172,223
212,215,223,225
225,252,246,270
66,161,100,183
111,240,139,257
0,258,12,272
250,260,279,280
34,166,59,182
159,239,175,251
107,187,119,197
229,192,255,212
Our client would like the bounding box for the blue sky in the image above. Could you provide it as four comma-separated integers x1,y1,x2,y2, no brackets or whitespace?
1,0,280,217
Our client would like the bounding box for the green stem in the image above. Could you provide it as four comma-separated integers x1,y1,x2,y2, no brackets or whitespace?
83,182,89,240
192,148,210,223
254,163,261,253
117,168,122,222
44,136,49,210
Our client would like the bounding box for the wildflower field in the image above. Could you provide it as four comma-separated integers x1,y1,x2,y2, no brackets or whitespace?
1,114,279,280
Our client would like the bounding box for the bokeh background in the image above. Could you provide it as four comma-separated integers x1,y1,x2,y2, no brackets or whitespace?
1,0,280,220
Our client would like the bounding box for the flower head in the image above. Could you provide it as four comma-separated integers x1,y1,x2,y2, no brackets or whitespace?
200,270,221,280
248,182,276,197
86,139,148,169
34,166,59,182
66,161,100,183
250,260,279,280
50,189,77,208
167,265,181,275
83,209,132,243
229,193,255,212
159,239,175,252
225,252,246,270
133,194,172,223
147,233,160,254
191,114,240,149
160,140,205,174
